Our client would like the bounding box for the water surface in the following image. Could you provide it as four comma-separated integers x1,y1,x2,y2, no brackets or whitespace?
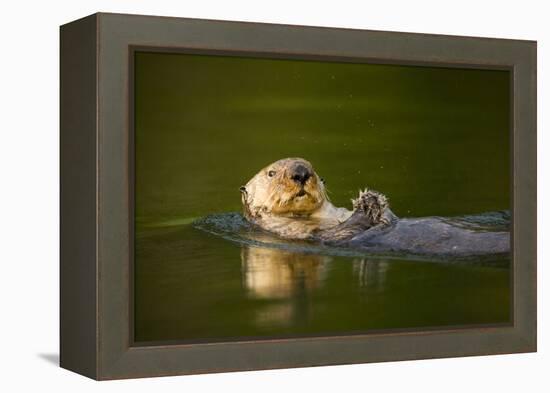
134,52,510,343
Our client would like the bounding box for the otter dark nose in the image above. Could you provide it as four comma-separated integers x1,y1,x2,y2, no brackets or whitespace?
290,164,311,185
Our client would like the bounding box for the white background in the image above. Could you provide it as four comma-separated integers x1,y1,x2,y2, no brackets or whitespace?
0,0,546,391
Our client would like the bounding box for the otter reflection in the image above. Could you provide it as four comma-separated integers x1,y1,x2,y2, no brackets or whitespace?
352,259,390,292
241,246,329,299
240,246,329,328
240,246,391,327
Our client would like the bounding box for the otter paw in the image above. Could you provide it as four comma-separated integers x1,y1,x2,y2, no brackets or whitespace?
352,189,389,225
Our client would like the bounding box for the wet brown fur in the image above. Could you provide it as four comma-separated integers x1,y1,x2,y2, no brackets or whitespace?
240,158,390,240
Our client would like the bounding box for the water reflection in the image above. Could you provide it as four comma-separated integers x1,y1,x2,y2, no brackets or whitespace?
241,246,392,297
240,245,395,328
352,259,389,292
241,246,330,299
133,225,511,342
240,246,330,328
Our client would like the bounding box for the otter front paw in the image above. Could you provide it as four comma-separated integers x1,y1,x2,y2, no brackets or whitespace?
352,189,389,226
315,188,392,243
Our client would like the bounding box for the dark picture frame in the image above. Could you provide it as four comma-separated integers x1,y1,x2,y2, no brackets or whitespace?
60,12,536,380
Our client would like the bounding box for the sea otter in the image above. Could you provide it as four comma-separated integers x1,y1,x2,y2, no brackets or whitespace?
240,157,510,257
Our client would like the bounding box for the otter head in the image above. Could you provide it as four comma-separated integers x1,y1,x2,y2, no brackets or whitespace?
240,158,327,219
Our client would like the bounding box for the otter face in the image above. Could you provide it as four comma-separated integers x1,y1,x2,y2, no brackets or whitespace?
241,158,327,218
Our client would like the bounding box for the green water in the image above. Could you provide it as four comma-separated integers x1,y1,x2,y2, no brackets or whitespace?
134,52,511,343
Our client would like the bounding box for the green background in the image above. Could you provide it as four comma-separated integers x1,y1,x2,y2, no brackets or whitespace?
134,52,510,343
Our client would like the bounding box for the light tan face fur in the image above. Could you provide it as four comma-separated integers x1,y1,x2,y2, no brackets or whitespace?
241,158,327,218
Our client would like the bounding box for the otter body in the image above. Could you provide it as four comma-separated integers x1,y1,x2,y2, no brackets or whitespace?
240,158,509,257
343,216,509,257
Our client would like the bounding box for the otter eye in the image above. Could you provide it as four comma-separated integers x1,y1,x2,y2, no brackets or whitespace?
268,170,276,177
320,177,325,183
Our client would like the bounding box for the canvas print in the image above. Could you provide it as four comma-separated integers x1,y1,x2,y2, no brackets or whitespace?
133,51,511,344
